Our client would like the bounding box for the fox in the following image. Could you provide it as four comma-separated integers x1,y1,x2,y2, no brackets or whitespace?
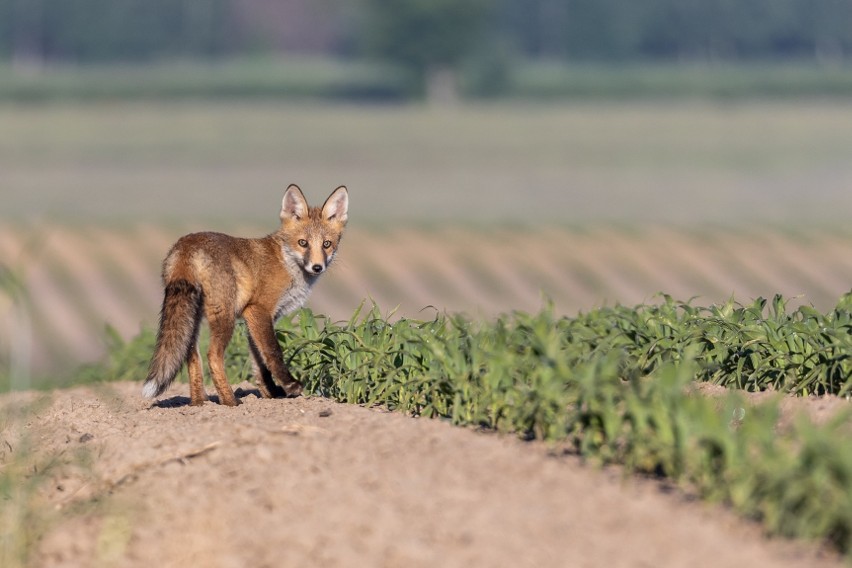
142,184,349,406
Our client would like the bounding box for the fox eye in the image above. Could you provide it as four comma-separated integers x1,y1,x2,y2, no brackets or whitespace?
323,240,332,249
298,239,308,247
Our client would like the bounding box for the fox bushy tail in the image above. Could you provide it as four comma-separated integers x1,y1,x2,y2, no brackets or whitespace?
142,279,203,399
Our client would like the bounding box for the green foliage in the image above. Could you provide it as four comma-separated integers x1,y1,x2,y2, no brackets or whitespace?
0,254,35,393
271,298,852,553
275,294,852,415
501,0,852,62
0,58,412,102
5,59,852,103
57,290,852,402
3,0,852,67
0,399,65,568
506,62,852,101
359,0,495,72
69,325,157,387
65,294,852,554
66,322,256,391
0,0,232,62
563,293,852,396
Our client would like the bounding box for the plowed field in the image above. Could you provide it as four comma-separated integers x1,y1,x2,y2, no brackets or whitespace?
3,224,852,375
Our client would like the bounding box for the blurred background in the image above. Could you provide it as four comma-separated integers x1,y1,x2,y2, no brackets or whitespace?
3,0,852,382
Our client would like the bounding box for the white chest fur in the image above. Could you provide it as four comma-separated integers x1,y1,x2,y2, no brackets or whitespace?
274,243,317,321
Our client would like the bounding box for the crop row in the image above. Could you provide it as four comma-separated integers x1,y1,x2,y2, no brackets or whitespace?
283,293,852,405
283,297,852,552
71,294,852,553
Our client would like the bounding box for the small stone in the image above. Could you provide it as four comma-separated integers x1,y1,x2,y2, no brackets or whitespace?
318,409,332,418
79,433,94,443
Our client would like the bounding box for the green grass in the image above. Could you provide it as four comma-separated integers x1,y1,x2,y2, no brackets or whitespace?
0,57,412,103
4,59,852,103
508,61,852,100
0,395,83,568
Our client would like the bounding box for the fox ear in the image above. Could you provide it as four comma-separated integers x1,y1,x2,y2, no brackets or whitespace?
281,184,308,221
322,186,349,223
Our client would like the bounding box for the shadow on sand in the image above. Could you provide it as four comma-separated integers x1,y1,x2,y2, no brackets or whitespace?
151,386,265,408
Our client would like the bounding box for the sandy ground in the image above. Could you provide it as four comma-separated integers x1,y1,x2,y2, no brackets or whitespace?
0,382,843,568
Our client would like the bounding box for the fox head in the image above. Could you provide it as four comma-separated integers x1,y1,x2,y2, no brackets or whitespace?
279,184,349,276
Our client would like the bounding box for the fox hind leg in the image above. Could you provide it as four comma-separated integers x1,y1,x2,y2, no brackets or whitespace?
206,312,239,406
187,343,208,405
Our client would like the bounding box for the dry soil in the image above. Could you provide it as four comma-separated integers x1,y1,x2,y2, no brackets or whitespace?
1,382,844,568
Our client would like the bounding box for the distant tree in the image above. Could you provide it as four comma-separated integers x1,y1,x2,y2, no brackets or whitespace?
0,0,234,64
359,0,495,101
3,0,852,71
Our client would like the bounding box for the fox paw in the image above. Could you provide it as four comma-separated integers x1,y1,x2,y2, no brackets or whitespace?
282,381,303,398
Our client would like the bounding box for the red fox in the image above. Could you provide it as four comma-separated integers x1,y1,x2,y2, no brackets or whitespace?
142,184,349,406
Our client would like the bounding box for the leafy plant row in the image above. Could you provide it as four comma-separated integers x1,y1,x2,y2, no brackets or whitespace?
64,293,852,553
565,293,852,396
270,296,852,554
48,291,852,400
279,293,852,405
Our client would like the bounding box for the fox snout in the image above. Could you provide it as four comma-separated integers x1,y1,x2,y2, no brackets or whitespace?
299,247,332,275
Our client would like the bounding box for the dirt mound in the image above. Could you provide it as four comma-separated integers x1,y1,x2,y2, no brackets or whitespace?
2,382,841,568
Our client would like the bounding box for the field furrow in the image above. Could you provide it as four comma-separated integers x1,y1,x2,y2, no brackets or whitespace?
2,225,852,375
43,230,142,338
560,232,653,305
640,227,733,299
88,227,162,309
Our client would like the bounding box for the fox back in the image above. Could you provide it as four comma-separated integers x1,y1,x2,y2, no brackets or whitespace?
142,184,348,406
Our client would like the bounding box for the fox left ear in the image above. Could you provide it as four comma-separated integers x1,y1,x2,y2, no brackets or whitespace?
322,186,349,223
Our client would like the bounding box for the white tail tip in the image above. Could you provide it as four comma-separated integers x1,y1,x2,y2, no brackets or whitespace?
141,380,160,399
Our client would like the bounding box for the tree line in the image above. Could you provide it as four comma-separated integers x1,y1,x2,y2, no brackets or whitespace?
502,0,852,63
1,0,851,67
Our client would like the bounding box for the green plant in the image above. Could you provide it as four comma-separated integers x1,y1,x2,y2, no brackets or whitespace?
267,298,852,553
65,293,852,554
0,398,64,567
0,256,35,393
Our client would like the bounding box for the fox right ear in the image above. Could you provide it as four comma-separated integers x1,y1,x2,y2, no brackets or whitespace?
280,184,308,221
322,185,349,224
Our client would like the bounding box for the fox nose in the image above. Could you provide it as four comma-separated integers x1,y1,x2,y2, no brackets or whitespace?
311,264,324,274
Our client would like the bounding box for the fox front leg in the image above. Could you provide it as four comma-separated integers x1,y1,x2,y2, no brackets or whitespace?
248,334,287,398
243,306,303,397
